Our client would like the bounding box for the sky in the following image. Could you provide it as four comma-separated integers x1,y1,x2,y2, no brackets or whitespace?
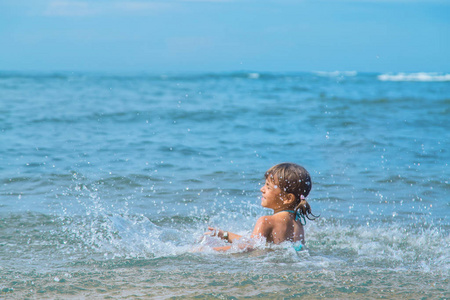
1,0,449,73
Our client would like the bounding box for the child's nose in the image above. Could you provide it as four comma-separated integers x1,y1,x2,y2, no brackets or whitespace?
260,186,264,193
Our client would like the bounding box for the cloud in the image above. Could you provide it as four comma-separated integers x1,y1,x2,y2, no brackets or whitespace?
180,0,234,2
35,0,450,18
113,2,175,13
44,1,97,16
43,1,175,17
166,36,214,54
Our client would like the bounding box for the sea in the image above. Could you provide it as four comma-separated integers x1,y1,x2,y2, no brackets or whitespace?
1,71,449,299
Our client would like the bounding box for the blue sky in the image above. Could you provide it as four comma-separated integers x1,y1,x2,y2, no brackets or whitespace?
1,0,449,73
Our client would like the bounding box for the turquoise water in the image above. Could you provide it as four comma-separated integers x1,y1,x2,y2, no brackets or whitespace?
1,71,449,298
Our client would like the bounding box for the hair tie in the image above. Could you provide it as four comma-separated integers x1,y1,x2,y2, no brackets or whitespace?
300,195,306,200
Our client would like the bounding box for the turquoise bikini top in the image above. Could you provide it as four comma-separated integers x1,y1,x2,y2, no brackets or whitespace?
292,241,303,251
281,210,307,225
279,210,305,251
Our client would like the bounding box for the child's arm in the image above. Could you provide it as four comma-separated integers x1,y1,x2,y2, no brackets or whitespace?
207,216,273,252
250,216,273,241
206,227,242,243
213,245,232,252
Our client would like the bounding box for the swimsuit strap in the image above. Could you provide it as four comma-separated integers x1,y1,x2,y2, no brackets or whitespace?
280,210,306,225
277,210,306,251
292,241,303,251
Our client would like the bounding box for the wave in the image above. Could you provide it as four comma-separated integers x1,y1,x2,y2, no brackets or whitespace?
378,72,450,82
1,210,448,300
0,71,275,81
2,211,447,269
0,71,362,83
313,71,358,77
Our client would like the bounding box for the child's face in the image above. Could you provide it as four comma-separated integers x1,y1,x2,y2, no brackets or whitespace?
260,177,286,210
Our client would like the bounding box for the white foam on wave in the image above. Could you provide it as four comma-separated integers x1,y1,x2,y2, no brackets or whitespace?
314,71,358,77
59,182,449,271
109,215,191,257
60,204,449,276
247,73,260,79
378,72,450,82
307,220,449,273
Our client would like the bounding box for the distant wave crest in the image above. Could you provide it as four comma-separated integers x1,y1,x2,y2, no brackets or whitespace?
378,72,450,82
314,71,358,77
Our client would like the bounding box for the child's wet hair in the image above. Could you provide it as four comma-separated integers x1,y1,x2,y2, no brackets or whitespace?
265,163,318,221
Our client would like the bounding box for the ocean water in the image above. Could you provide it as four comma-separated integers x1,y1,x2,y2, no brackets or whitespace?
0,71,449,299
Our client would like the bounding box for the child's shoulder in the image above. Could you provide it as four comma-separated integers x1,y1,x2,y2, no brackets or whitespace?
258,212,297,228
254,213,293,233
252,215,276,238
255,214,279,227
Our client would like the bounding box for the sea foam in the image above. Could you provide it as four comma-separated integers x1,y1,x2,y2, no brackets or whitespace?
314,71,358,77
378,72,450,82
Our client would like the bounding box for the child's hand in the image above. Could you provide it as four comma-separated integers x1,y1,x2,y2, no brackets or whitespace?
204,227,244,249
205,227,225,239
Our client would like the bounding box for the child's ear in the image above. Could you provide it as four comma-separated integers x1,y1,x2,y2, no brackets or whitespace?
284,193,296,204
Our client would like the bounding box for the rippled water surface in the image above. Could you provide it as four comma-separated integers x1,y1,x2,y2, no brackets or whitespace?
1,71,449,298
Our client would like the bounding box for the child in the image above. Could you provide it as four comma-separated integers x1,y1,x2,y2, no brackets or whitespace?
206,162,318,252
